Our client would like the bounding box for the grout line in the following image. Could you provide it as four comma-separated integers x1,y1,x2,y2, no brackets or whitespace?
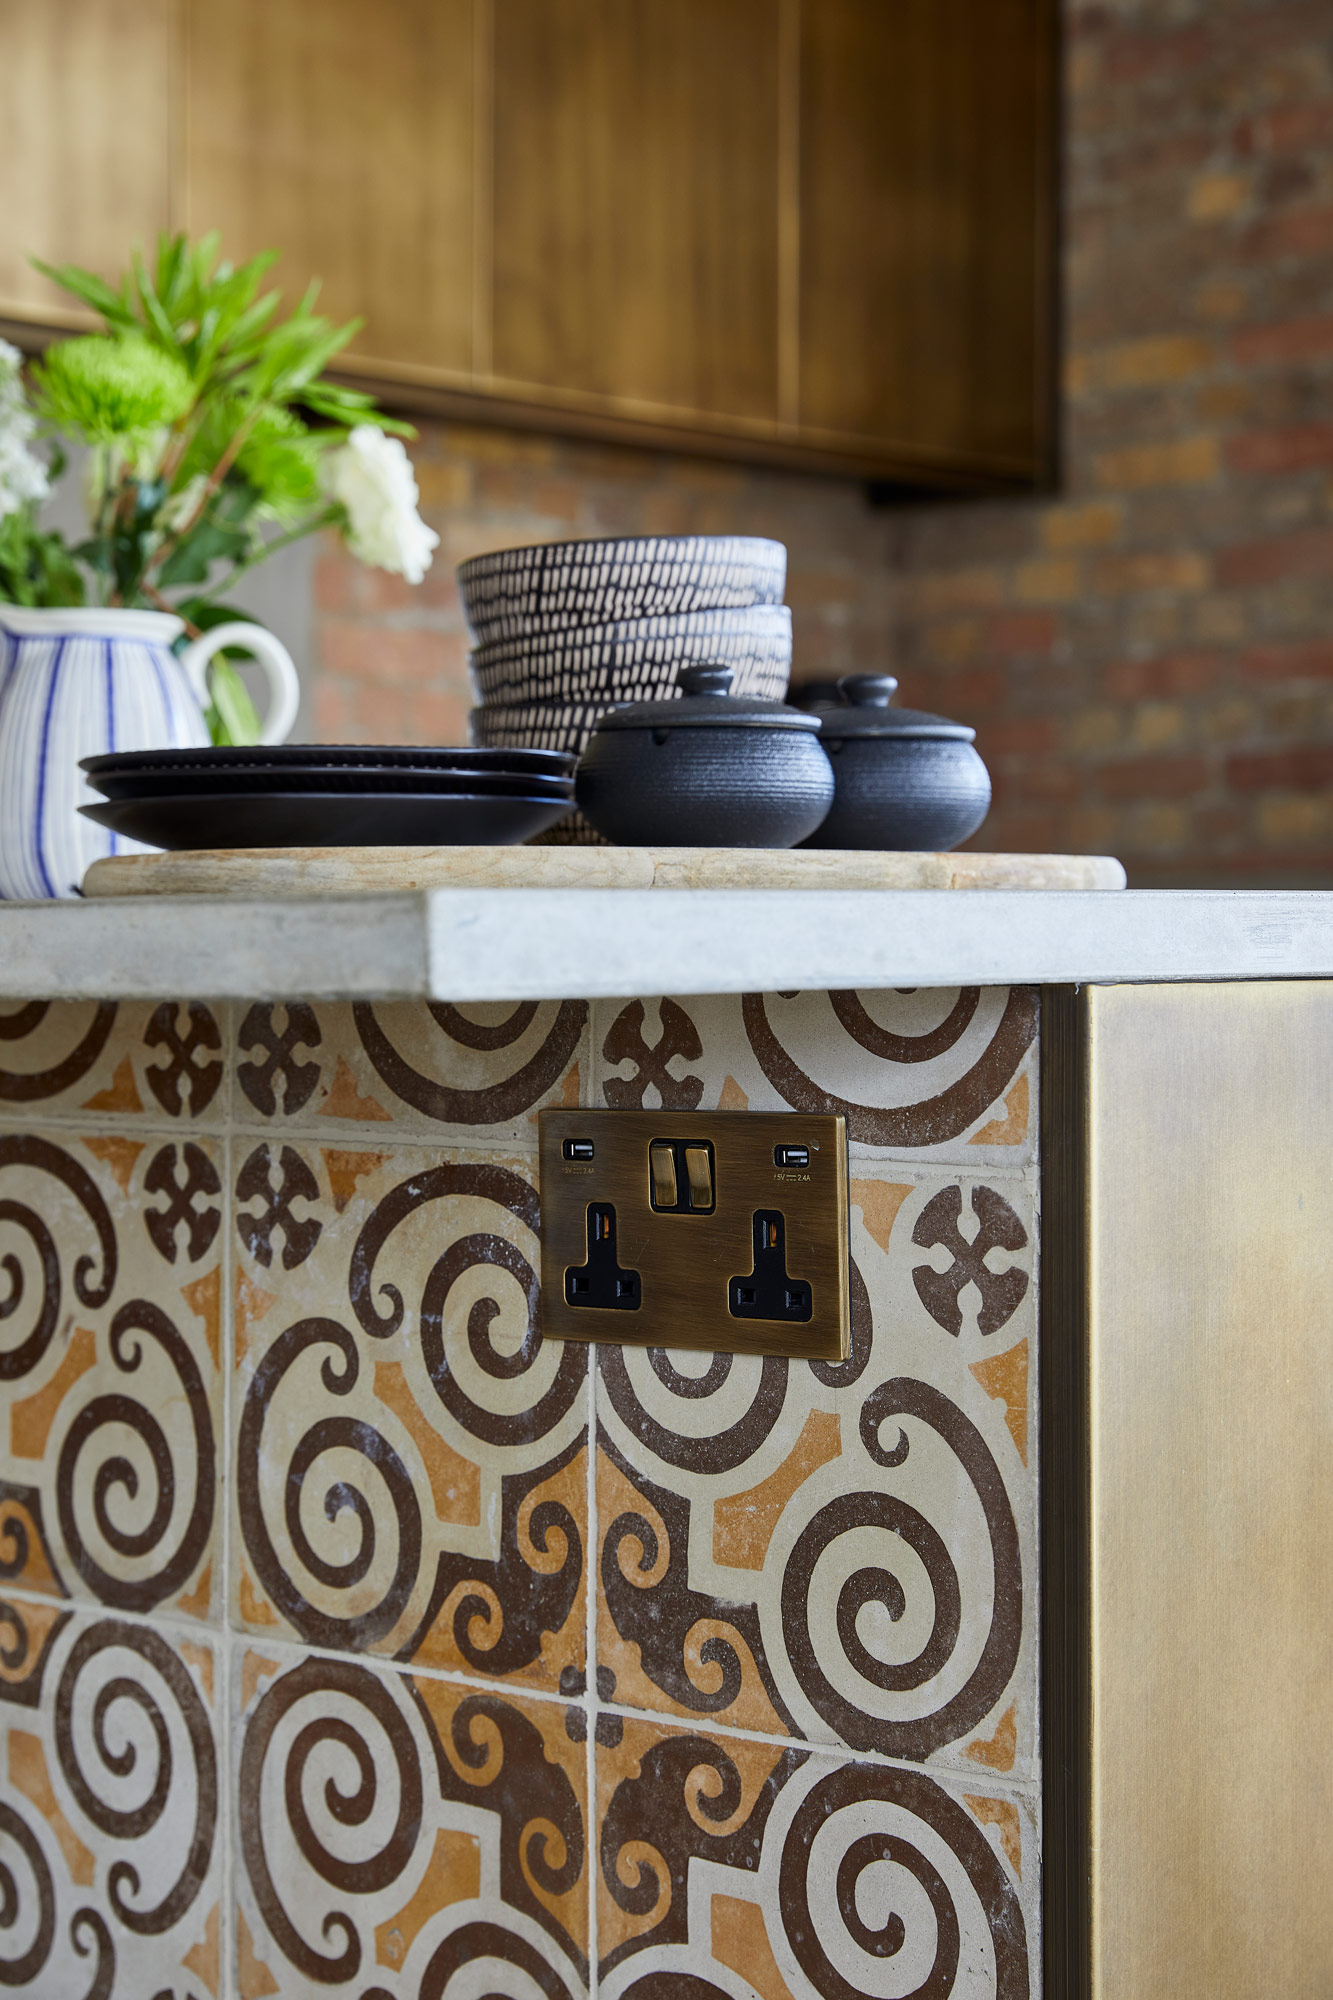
0,1576,1035,1797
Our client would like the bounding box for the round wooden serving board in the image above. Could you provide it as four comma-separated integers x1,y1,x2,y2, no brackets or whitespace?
83,845,1127,898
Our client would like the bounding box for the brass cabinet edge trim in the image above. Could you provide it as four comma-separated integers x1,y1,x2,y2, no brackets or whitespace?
1040,984,1093,2000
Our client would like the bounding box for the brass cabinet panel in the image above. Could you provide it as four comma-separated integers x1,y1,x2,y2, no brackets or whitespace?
1046,983,1333,1997
0,0,173,326
0,0,1056,486
180,0,475,379
491,0,781,424
799,0,1054,478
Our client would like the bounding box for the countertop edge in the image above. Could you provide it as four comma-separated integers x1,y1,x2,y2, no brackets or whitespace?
4,887,1333,999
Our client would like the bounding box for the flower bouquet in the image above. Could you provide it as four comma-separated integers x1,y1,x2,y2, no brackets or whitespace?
0,231,437,741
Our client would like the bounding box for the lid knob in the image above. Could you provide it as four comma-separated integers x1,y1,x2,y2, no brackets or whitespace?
677,664,735,699
838,674,898,708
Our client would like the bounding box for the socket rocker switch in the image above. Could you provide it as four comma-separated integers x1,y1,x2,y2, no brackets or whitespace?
540,1108,848,1361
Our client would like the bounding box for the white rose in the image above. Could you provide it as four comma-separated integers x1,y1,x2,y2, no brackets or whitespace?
322,425,439,584
0,338,49,519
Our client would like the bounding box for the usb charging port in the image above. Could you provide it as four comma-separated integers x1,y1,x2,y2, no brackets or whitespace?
563,1138,595,1161
774,1144,810,1168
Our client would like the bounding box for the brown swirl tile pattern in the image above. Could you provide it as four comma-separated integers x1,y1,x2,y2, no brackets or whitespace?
0,1601,221,1996
232,1139,589,1689
234,996,588,1139
596,1716,1034,1997
0,987,1038,1995
0,1127,221,1625
234,1644,589,1996
595,1166,1037,1776
0,999,229,1127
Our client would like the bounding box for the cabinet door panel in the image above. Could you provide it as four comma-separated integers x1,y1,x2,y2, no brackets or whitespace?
0,0,173,326
799,0,1052,475
492,0,781,425
182,0,474,378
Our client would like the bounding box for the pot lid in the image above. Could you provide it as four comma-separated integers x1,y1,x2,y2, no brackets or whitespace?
815,675,975,741
591,664,821,732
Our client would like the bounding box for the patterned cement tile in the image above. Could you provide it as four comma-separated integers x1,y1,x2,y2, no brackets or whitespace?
0,999,231,1129
594,1161,1038,1784
229,997,589,1144
230,1137,588,1693
233,1641,590,1997
596,1712,1038,1998
590,987,1038,1166
0,1126,222,1626
0,1602,224,1998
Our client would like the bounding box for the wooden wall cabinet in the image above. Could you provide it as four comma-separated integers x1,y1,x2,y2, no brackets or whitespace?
0,0,1057,490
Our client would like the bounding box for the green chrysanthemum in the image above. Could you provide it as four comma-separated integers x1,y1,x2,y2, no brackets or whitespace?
33,333,194,445
180,398,322,517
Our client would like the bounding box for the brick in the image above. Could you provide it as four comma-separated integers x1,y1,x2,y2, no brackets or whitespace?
1240,638,1333,681
1237,98,1333,158
1014,558,1080,604
1090,551,1211,594
1069,334,1216,391
1129,802,1193,851
978,717,1060,757
1227,744,1333,794
923,619,982,664
1064,708,1122,755
1096,755,1210,802
1256,794,1333,842
1093,434,1221,489
1129,701,1188,751
1100,23,1213,84
1187,172,1251,222
1104,651,1228,699
1041,501,1123,550
1243,204,1333,261
1226,422,1333,475
1217,527,1333,587
414,460,474,510
984,610,1061,654
907,566,1010,616
1231,313,1333,366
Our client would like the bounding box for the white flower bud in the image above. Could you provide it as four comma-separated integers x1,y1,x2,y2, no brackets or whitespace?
321,425,439,584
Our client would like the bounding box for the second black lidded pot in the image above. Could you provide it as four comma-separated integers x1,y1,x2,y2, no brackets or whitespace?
802,674,992,851
575,664,834,847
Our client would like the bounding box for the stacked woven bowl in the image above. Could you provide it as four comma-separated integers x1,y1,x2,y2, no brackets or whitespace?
460,534,790,840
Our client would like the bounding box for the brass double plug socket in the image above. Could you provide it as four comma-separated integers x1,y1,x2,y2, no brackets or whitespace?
538,1108,849,1361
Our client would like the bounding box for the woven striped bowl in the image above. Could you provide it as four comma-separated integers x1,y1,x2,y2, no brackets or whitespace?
458,534,787,647
469,606,791,707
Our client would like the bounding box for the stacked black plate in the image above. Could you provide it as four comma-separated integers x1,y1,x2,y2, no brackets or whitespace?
78,745,577,850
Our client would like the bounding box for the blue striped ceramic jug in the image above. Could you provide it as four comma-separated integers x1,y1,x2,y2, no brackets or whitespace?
0,607,299,899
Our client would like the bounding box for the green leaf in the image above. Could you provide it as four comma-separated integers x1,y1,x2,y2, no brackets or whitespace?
156,515,251,588
29,257,135,328
201,654,263,746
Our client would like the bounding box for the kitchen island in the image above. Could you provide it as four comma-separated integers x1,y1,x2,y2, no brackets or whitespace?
0,882,1326,2000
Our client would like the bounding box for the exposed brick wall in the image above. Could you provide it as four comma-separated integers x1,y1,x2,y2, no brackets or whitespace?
887,0,1333,886
310,429,895,749
311,0,1333,886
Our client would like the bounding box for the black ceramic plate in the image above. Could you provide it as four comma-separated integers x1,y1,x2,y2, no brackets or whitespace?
81,744,575,778
86,765,575,802
80,789,570,850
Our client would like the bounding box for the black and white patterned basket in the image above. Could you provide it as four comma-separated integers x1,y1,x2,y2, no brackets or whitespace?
469,606,792,706
457,535,787,647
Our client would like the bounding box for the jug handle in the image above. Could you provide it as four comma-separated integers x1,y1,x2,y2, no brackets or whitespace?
179,622,300,746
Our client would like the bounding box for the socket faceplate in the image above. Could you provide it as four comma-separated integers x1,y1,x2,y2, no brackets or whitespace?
538,1108,849,1360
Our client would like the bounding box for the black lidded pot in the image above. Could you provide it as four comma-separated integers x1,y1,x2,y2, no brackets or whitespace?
803,674,992,851
575,664,834,847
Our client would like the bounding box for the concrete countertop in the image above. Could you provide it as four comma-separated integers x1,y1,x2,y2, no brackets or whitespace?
3,888,1333,1000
